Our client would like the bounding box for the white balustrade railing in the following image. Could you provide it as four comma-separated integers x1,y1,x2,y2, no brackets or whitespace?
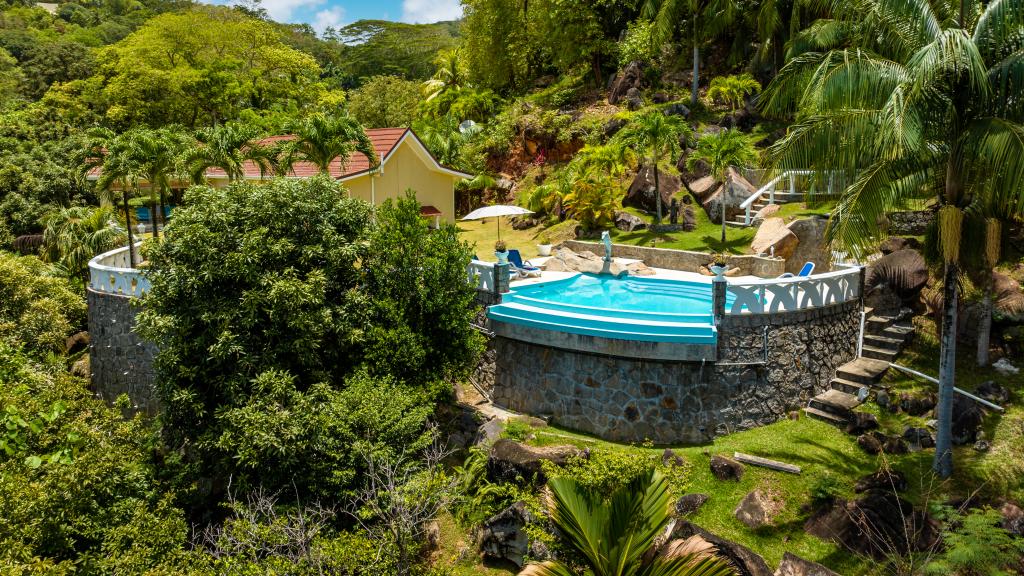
739,169,818,225
724,267,861,315
468,260,498,292
88,243,150,297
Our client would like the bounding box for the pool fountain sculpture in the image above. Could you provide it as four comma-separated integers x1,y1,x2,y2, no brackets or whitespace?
601,230,613,263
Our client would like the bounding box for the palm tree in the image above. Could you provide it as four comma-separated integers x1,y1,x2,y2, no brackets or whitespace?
643,0,737,106
125,127,190,240
276,113,378,176
83,128,141,268
423,47,467,101
563,169,621,230
183,123,274,184
759,0,1024,478
620,112,691,224
520,469,735,576
41,206,127,286
686,129,757,245
707,74,761,112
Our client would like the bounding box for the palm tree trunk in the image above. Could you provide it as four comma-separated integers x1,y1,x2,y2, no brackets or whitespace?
977,282,992,366
933,261,958,478
691,44,700,107
157,186,168,239
653,162,662,225
149,194,159,240
122,191,137,268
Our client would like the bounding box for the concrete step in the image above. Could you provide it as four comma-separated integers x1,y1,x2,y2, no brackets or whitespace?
862,345,900,362
809,388,863,415
802,406,847,426
884,322,915,342
865,315,895,335
863,334,904,350
725,219,750,228
836,357,891,385
830,377,869,396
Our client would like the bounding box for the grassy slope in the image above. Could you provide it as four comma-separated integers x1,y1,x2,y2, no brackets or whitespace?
435,315,1022,575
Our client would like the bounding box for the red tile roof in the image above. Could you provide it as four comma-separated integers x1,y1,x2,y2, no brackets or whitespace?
420,205,443,217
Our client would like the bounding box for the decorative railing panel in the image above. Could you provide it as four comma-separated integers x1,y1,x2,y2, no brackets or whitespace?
88,243,150,298
725,267,861,315
468,260,497,292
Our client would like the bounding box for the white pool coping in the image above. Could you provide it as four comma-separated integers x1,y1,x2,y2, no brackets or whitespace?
509,257,763,288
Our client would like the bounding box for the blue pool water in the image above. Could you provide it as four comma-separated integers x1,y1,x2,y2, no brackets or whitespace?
487,273,725,344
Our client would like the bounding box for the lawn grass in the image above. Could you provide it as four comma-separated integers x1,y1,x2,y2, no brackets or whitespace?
458,218,547,260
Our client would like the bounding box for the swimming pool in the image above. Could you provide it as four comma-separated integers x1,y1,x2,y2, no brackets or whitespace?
486,273,726,344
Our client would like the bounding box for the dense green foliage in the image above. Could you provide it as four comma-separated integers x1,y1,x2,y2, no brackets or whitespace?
0,252,85,357
135,177,480,506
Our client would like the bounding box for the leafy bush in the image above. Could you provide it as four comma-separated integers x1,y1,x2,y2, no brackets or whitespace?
545,448,667,498
348,75,423,128
618,19,657,67
926,506,1024,575
809,472,844,505
0,252,85,357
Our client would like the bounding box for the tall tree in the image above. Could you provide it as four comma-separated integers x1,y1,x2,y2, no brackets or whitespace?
686,129,757,244
41,206,127,286
760,0,1024,477
644,0,737,106
620,112,691,224
83,128,141,267
124,127,190,239
519,469,736,576
422,47,467,101
183,123,274,183
276,114,377,175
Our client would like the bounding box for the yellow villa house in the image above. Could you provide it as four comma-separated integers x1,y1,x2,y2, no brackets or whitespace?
88,127,473,226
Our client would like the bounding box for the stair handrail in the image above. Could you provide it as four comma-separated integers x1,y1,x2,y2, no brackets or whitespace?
889,363,1005,412
739,169,818,225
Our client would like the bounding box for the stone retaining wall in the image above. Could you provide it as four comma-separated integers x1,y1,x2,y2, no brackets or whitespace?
87,289,158,414
560,240,785,278
489,300,860,444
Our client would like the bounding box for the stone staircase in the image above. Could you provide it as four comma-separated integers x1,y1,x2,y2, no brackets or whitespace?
802,310,915,427
725,192,807,228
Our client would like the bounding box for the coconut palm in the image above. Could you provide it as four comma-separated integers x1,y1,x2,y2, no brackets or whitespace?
276,113,378,176
41,206,127,286
83,128,141,268
620,112,691,224
183,123,274,184
423,47,467,101
125,127,190,240
686,129,757,245
760,0,1024,477
642,0,737,106
519,468,735,576
706,74,761,112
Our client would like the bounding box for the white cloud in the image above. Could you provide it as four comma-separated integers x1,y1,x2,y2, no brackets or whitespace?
401,0,462,23
258,0,326,23
312,5,346,33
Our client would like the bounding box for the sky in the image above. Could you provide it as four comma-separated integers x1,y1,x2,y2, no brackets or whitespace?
221,0,464,34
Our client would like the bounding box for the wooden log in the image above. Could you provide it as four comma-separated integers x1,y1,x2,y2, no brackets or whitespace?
733,452,801,474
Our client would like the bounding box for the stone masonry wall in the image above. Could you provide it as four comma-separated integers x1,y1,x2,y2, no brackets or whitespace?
490,300,859,444
87,289,158,414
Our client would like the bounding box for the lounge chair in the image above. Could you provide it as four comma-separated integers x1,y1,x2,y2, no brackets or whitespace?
779,261,815,278
507,249,542,278
135,206,151,223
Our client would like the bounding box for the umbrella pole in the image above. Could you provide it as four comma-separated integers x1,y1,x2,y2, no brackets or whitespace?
498,217,501,242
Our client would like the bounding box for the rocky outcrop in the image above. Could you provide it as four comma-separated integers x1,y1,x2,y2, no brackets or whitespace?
478,501,534,567
784,218,830,275
486,439,584,484
734,489,784,528
948,395,984,445
624,164,681,214
671,522,772,576
773,553,840,576
865,249,929,316
804,491,940,559
751,218,799,260
703,168,757,224
609,61,644,105
544,247,630,276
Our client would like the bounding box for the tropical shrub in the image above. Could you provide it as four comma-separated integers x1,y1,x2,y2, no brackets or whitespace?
707,73,761,111
0,252,85,357
925,506,1024,575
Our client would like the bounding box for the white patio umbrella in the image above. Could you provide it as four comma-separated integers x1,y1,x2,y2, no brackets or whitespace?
461,204,533,241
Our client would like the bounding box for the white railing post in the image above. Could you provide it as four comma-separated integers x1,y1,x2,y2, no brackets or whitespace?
788,172,795,196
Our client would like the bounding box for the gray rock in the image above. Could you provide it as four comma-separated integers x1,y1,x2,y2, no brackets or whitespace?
475,417,505,446
857,432,883,454
785,218,830,276
615,211,647,232
663,102,690,117
854,469,907,493
950,395,984,445
625,88,644,110
976,381,1009,404
993,357,1019,376
675,493,710,517
671,521,772,576
1000,502,1024,536
609,61,644,105
734,489,784,528
486,439,584,484
478,501,533,568
902,426,935,450
710,455,744,481
603,117,627,138
878,236,923,255
845,412,879,435
899,392,936,416
973,440,990,452
773,552,840,576
624,164,681,214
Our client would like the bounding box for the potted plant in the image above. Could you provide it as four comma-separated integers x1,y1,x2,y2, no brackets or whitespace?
494,239,509,264
536,233,552,257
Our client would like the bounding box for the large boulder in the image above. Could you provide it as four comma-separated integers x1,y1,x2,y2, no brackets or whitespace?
624,87,645,110
478,501,534,567
703,167,757,224
544,247,629,276
785,218,830,275
864,249,929,315
751,218,800,260
899,392,936,416
804,491,940,559
624,164,681,214
671,522,772,576
609,61,644,105
948,395,985,445
688,175,719,202
678,149,710,184
854,469,907,493
773,552,840,576
486,439,584,484
879,236,923,255
902,426,935,450
734,489,784,528
994,271,1024,321
615,211,647,232
1000,502,1024,537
